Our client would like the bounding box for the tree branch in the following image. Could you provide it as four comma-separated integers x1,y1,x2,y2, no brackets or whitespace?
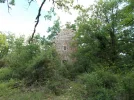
7,0,11,13
28,0,34,6
31,0,46,41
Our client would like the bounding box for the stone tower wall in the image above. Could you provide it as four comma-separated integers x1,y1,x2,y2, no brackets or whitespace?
54,29,75,63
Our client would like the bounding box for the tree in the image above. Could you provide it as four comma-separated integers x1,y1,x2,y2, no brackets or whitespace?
65,22,76,31
4,34,57,82
47,18,61,40
0,33,8,59
74,0,134,72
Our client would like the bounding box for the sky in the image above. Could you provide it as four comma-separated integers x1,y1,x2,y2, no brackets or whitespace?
0,0,95,37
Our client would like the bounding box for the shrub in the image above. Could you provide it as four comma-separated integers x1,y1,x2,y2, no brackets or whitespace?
76,70,120,100
65,81,87,100
121,71,134,100
24,47,61,86
25,56,52,86
0,67,12,81
6,43,41,79
0,79,20,97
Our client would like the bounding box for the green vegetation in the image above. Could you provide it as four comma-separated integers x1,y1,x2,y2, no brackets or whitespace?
0,0,134,99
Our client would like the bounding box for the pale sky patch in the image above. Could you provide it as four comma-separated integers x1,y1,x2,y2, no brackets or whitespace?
0,0,95,37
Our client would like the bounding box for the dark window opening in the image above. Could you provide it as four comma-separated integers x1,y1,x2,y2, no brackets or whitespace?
64,46,67,50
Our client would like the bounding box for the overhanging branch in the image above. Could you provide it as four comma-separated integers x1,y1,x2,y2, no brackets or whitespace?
31,0,46,41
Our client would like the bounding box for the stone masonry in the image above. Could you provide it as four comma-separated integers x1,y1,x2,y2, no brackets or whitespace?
54,29,75,63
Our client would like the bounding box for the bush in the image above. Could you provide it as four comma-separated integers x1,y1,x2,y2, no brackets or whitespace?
25,56,53,85
65,81,87,100
0,79,20,97
76,70,121,100
23,46,61,86
25,53,68,95
121,71,134,100
5,42,41,79
59,63,77,79
0,67,12,81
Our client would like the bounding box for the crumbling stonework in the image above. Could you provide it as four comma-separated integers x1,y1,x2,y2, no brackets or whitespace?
54,29,75,63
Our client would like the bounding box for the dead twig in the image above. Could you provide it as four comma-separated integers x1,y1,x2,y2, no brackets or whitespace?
28,0,34,6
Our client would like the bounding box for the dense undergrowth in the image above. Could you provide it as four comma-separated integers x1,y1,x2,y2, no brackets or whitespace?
0,0,134,99
0,33,133,100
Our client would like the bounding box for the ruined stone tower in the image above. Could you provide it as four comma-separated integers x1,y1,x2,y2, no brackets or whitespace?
54,29,75,63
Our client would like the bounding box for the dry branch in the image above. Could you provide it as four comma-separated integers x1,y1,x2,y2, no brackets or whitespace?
31,0,46,41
